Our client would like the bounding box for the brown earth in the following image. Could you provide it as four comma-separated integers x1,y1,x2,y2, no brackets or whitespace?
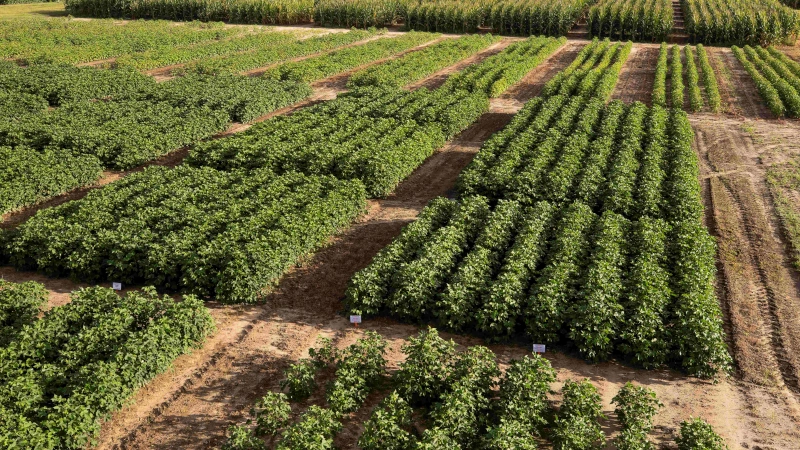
611,45,658,105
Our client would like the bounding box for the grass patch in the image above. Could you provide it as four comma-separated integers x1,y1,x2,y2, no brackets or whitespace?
767,158,800,271
0,2,66,19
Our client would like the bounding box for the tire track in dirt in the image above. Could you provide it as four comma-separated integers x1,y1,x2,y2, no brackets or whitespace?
693,116,800,449
611,45,657,105
696,118,800,391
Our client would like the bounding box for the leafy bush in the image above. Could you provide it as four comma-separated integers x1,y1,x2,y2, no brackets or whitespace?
0,280,48,347
676,418,728,450
395,327,457,405
552,379,606,450
423,345,499,447
276,406,342,450
222,425,266,450
496,354,556,429
326,331,387,414
280,359,319,401
612,383,662,450
358,391,415,450
252,392,292,437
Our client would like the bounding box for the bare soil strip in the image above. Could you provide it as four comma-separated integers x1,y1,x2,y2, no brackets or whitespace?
611,45,658,105
711,47,773,119
691,115,800,448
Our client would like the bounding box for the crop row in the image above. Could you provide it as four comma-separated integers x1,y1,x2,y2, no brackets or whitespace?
188,34,560,198
0,17,238,65
188,85,488,197
113,28,303,71
1,168,367,304
0,284,214,449
588,0,673,42
263,31,439,83
652,43,721,112
345,39,730,376
0,31,559,301
68,0,316,24
0,64,310,213
63,0,592,37
180,28,378,75
347,34,500,88
442,36,566,98
733,45,800,118
223,328,727,449
405,0,592,36
346,192,730,378
683,0,799,46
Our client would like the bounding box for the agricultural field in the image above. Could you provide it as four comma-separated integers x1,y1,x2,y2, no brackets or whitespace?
2,2,800,450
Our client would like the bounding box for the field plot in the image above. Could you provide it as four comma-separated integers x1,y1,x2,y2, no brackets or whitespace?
3,9,800,450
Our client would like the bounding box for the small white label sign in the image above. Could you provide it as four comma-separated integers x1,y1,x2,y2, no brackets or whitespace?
349,315,362,324
533,344,546,353
112,282,122,291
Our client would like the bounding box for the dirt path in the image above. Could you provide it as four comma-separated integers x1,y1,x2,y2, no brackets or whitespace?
611,45,658,105
692,114,800,448
709,47,773,119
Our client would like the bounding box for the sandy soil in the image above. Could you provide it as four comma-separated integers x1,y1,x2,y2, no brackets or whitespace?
611,45,657,105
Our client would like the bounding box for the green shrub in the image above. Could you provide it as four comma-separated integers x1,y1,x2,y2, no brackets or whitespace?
276,406,342,450
280,359,318,401
358,391,415,450
252,392,292,437
395,327,457,405
676,418,728,450
222,425,266,450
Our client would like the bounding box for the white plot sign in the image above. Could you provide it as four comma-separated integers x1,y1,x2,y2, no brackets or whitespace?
350,315,362,324
532,344,546,354
112,282,122,291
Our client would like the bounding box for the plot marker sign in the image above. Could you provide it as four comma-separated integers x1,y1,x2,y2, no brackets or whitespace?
533,344,546,354
112,282,122,291
350,315,362,328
